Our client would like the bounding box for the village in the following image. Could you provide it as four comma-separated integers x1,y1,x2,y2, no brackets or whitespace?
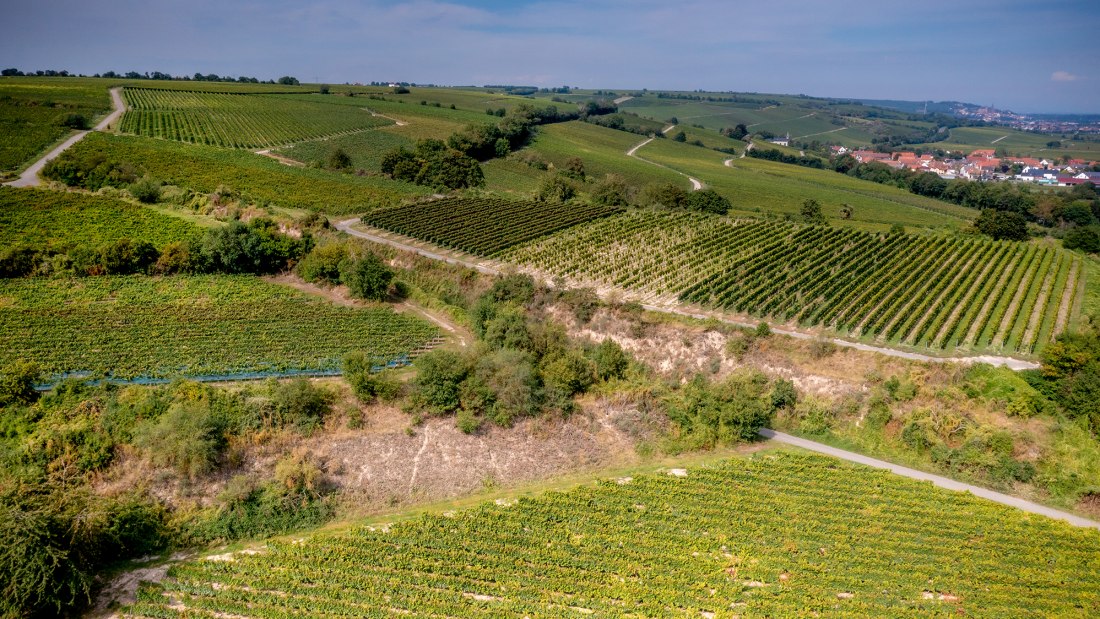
837,145,1100,185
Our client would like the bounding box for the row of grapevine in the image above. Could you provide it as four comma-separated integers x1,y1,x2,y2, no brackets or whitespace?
0,275,439,379
123,451,1100,618
119,88,390,148
499,210,1077,355
362,197,623,256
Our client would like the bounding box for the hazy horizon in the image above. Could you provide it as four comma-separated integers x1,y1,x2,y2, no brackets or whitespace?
2,0,1097,114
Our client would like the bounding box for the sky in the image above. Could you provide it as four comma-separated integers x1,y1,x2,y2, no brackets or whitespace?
2,0,1098,113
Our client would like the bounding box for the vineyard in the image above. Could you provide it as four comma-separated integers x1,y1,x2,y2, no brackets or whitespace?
0,186,200,248
119,89,392,148
0,77,111,174
124,451,1100,618
362,196,623,255
498,210,1079,354
0,275,439,379
64,133,425,214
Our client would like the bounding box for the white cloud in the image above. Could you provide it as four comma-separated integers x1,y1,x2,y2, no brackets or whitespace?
1051,70,1078,82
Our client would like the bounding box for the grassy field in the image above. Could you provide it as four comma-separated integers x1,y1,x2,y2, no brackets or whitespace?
0,77,111,176
920,125,1100,160
0,186,200,249
500,210,1074,355
0,275,439,380
63,133,427,214
527,121,688,188
124,450,1100,618
636,138,976,230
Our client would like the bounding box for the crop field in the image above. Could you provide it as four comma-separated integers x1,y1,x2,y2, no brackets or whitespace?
362,196,622,255
635,138,976,229
119,88,393,148
124,451,1100,618
0,275,439,379
500,210,1078,354
0,187,200,249
0,77,111,174
65,133,426,214
277,129,412,171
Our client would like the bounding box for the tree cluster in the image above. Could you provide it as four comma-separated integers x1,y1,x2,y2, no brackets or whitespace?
0,218,311,278
380,139,484,190
408,275,630,433
296,241,398,301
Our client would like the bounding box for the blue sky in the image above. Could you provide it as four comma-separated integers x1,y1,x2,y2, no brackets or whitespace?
2,0,1097,113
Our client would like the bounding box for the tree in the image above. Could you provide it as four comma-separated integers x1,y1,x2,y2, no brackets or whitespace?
326,148,352,171
541,350,597,396
277,76,300,85
589,339,629,381
727,123,748,140
1063,225,1100,253
410,350,469,415
535,174,576,203
684,189,730,215
591,174,629,206
839,204,853,220
673,131,687,143
0,359,40,406
563,156,586,181
340,253,393,300
128,176,162,203
801,199,827,225
297,243,348,285
974,209,1028,241
640,182,688,209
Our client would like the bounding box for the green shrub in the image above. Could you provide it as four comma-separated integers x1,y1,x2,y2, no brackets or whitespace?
589,339,630,381
0,359,40,407
270,378,333,430
340,253,393,300
297,243,347,285
133,399,225,479
409,350,469,415
541,350,597,396
128,176,162,203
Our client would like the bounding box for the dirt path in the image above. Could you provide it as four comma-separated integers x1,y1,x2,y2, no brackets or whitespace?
792,127,847,140
265,273,470,348
625,135,703,191
4,87,125,187
255,149,306,167
612,95,634,105
335,219,1038,370
760,429,1100,530
366,109,408,126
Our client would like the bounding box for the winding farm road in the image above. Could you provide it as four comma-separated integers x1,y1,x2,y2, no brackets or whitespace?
625,129,704,191
760,429,1099,530
4,87,126,188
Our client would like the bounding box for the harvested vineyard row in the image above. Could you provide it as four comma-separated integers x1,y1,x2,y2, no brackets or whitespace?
124,451,1100,618
499,210,1074,354
0,275,439,379
362,196,623,256
119,88,390,148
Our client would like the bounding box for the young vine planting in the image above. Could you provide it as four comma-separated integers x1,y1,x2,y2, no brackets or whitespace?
119,89,391,149
123,451,1100,618
0,275,439,379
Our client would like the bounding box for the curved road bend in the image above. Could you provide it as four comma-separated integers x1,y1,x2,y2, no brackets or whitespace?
760,429,1100,530
625,131,703,191
4,87,126,188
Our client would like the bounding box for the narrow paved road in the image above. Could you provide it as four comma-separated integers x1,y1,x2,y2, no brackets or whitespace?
760,429,1099,530
336,218,1038,370
4,87,125,188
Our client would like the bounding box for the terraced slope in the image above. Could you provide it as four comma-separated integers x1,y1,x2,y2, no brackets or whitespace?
124,451,1100,618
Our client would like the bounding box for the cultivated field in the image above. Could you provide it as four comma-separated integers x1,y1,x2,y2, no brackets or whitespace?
61,132,426,213
498,210,1077,354
119,88,393,148
124,451,1100,618
0,77,111,175
0,275,439,380
362,196,622,255
0,186,200,248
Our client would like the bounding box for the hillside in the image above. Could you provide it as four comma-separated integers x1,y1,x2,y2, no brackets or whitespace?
124,451,1100,618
